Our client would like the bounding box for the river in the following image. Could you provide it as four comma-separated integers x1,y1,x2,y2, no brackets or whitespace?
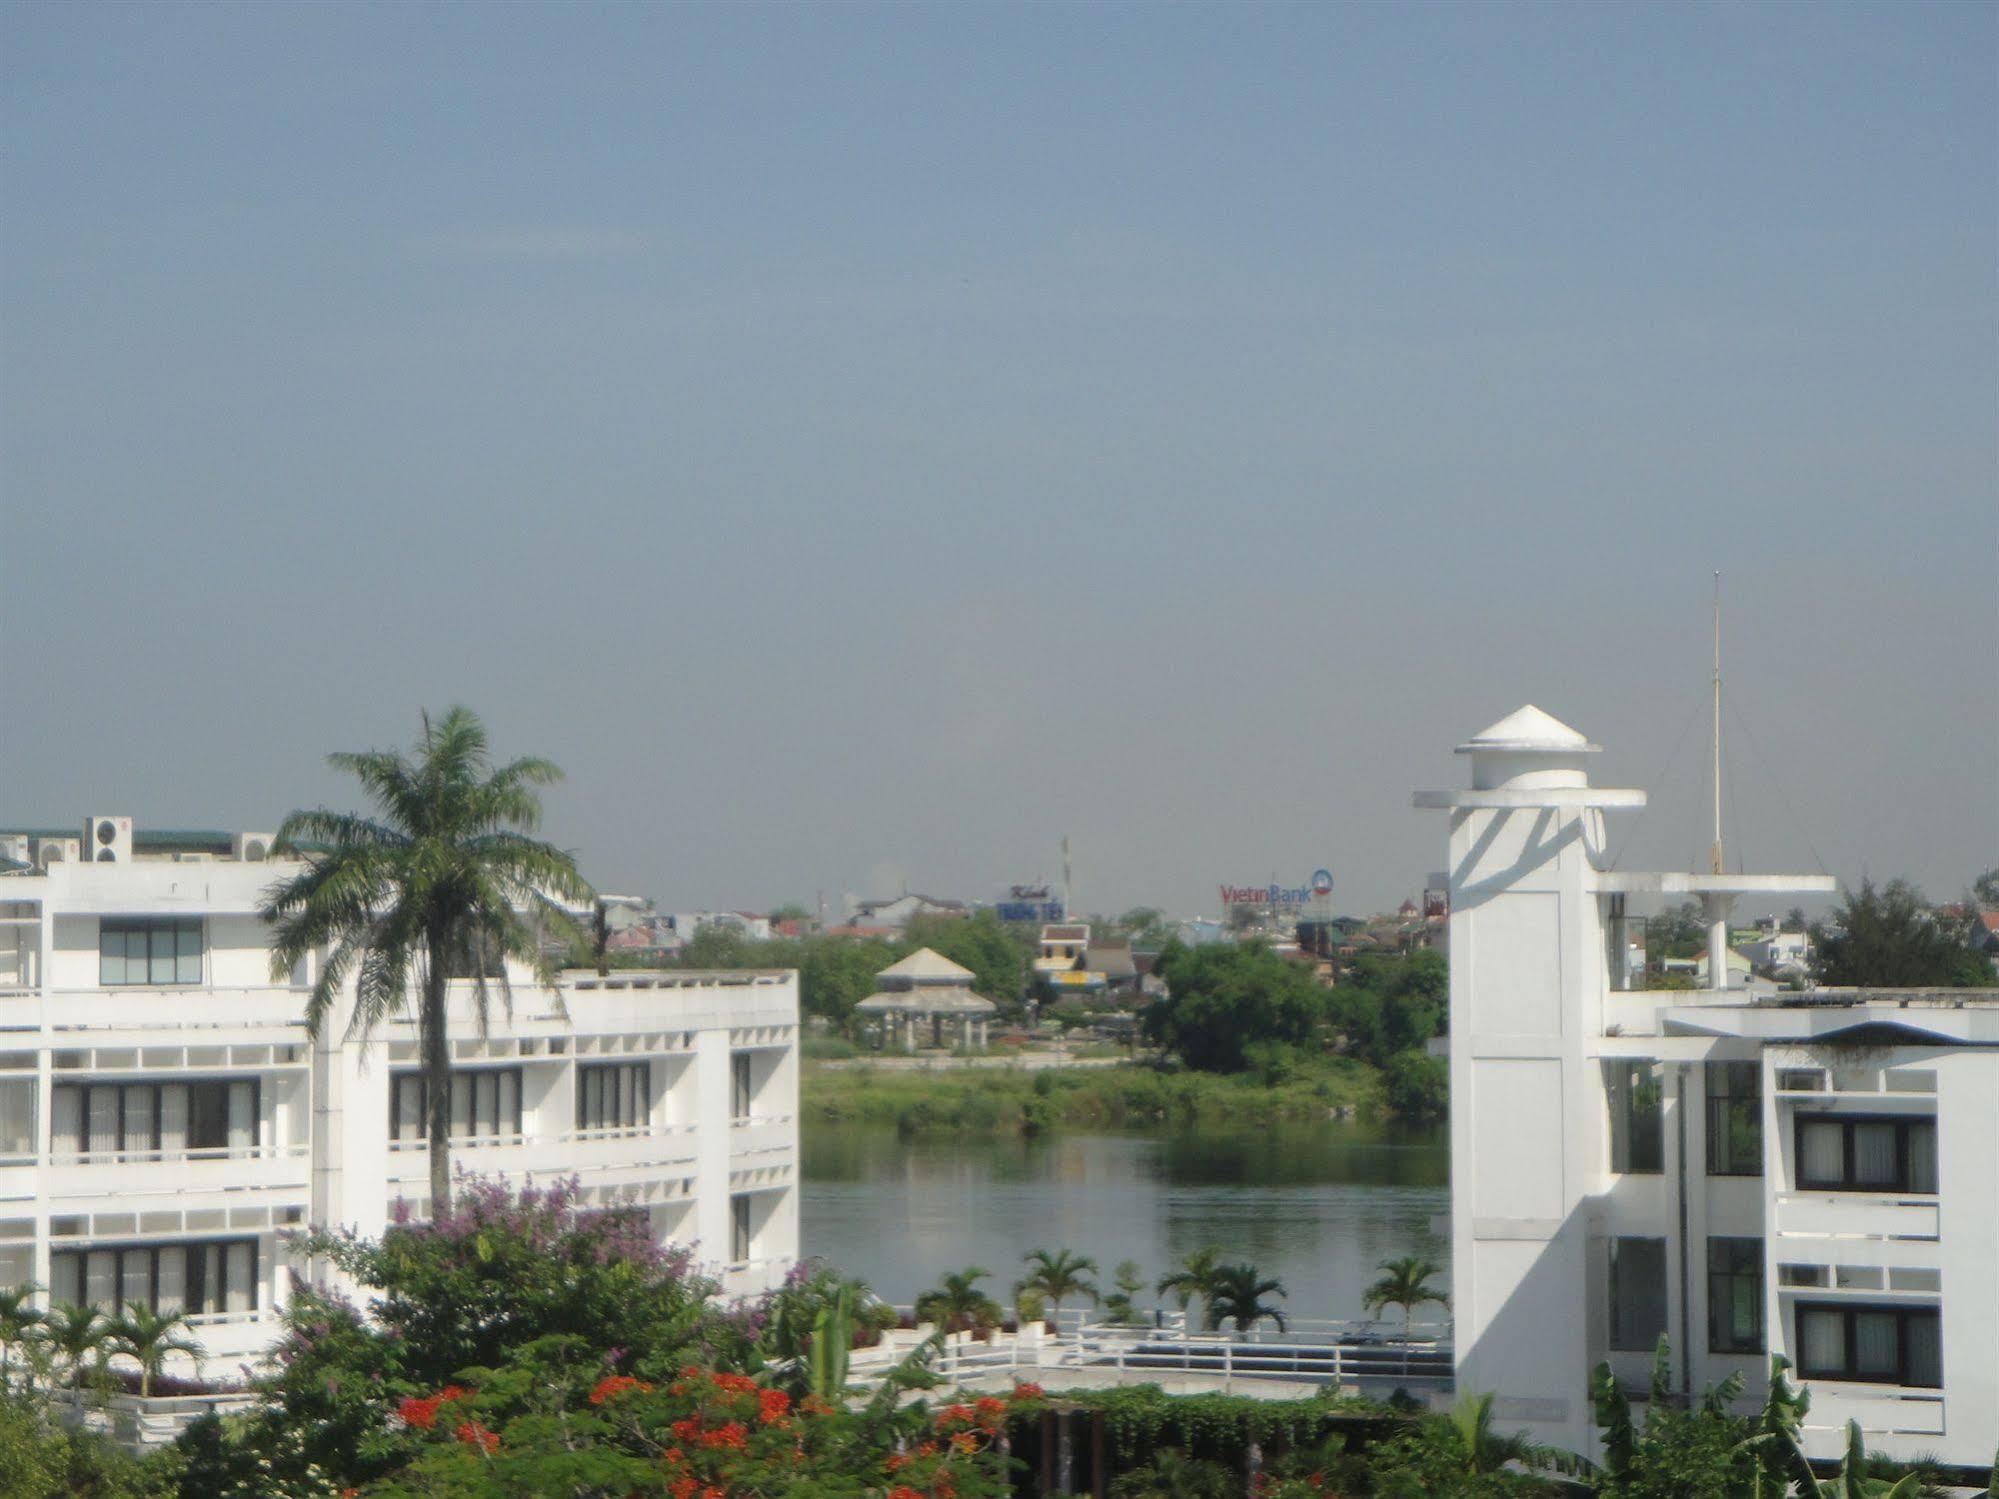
801,1120,1449,1322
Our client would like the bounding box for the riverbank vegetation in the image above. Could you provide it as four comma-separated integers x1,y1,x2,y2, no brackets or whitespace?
803,1052,1388,1132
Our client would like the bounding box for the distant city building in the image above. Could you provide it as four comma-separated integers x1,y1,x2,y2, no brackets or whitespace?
1418,707,1995,1471
990,883,1067,924
665,910,774,943
0,817,801,1391
842,892,967,931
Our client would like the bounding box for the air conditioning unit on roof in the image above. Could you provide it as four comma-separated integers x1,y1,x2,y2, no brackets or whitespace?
84,816,133,863
31,838,81,871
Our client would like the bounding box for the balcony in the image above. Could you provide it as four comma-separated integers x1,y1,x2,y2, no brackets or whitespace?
36,1144,312,1205
386,1126,702,1186
1772,1191,1939,1245
1799,1383,1946,1438
728,1114,795,1160
41,986,310,1034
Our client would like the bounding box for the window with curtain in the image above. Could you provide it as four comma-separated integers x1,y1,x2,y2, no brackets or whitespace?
1795,1116,1937,1193
388,1069,522,1142
1704,1061,1762,1176
1604,1061,1664,1174
1706,1237,1764,1353
1795,1303,1941,1387
51,1080,256,1158
49,1238,258,1318
730,1193,752,1263
0,1080,33,1163
576,1062,649,1132
731,1053,755,1121
1609,1236,1668,1351
98,920,202,985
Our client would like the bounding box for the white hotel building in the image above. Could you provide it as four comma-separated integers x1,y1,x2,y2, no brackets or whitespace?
0,819,800,1381
1417,707,1997,1472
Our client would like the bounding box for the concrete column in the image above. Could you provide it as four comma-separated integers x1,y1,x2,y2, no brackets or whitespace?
1703,893,1734,992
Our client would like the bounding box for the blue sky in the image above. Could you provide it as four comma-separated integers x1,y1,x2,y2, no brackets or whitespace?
3,2,1993,916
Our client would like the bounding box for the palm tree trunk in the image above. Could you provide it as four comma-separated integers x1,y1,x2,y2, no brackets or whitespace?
423,938,452,1217
1403,1303,1412,1375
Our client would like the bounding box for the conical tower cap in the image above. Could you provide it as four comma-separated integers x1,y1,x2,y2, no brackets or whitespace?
1454,704,1600,755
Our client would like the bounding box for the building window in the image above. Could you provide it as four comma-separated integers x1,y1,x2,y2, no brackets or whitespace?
1795,1116,1937,1194
0,1080,34,1164
729,1193,752,1263
576,1062,650,1132
1605,1060,1664,1174
1707,1238,1764,1354
98,920,202,986
731,1053,754,1120
1609,1236,1668,1352
1705,1061,1762,1176
49,1239,257,1317
389,1069,522,1143
1796,1303,1941,1388
51,1080,257,1158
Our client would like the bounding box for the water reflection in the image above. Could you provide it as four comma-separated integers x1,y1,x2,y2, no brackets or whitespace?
801,1122,1449,1320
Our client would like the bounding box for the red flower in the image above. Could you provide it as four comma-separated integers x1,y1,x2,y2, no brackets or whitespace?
1011,1381,1043,1400
588,1373,654,1405
756,1387,791,1424
396,1386,469,1431
670,1477,698,1499
454,1420,500,1453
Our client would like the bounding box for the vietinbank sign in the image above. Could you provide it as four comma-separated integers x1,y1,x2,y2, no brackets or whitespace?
1220,869,1334,906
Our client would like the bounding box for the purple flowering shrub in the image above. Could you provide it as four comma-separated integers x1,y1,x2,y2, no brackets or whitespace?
184,1174,750,1493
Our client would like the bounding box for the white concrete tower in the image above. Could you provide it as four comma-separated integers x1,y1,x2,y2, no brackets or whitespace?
1414,706,1646,1454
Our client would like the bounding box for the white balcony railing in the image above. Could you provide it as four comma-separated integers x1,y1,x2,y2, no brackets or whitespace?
1800,1383,1946,1436
41,986,311,1033
1774,1192,1940,1243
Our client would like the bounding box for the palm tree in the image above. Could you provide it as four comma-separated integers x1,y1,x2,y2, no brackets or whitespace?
1447,1392,1571,1476
1016,1248,1099,1331
263,707,591,1212
1204,1263,1287,1335
1363,1254,1448,1371
43,1302,111,1407
1154,1245,1224,1330
0,1281,44,1395
108,1304,204,1398
914,1266,1003,1335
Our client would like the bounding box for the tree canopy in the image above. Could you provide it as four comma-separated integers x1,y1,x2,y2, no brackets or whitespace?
1813,878,1996,988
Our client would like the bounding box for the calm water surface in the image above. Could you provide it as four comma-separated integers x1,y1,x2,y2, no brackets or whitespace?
801,1122,1448,1321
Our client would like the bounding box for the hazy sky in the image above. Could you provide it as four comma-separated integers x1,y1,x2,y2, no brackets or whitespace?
4,2,1994,920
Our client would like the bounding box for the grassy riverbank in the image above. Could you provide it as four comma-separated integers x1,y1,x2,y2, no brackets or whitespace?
801,1056,1386,1133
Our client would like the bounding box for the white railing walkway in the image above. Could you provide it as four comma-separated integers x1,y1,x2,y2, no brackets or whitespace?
850,1310,1453,1398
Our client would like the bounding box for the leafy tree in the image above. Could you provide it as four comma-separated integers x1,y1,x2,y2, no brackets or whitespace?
1016,1248,1100,1325
1147,940,1327,1072
107,1305,203,1398
800,936,902,1027
675,922,765,969
1384,1048,1448,1122
1364,1256,1449,1370
263,707,592,1209
1974,869,1999,908
1813,878,1996,989
1203,1263,1286,1334
768,902,813,925
913,1266,1003,1335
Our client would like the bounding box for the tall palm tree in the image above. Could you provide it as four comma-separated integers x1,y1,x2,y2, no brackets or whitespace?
1154,1246,1224,1329
1363,1254,1448,1371
109,1304,204,1398
263,707,591,1211
1016,1248,1099,1330
0,1281,44,1395
1204,1263,1287,1334
914,1266,1003,1335
43,1302,111,1407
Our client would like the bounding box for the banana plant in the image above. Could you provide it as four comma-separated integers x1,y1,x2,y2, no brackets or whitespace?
806,1281,852,1399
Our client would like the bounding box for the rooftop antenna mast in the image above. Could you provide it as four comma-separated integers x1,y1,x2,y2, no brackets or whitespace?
1709,571,1724,876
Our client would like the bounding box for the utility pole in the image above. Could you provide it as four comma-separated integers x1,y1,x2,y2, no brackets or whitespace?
1710,571,1724,877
